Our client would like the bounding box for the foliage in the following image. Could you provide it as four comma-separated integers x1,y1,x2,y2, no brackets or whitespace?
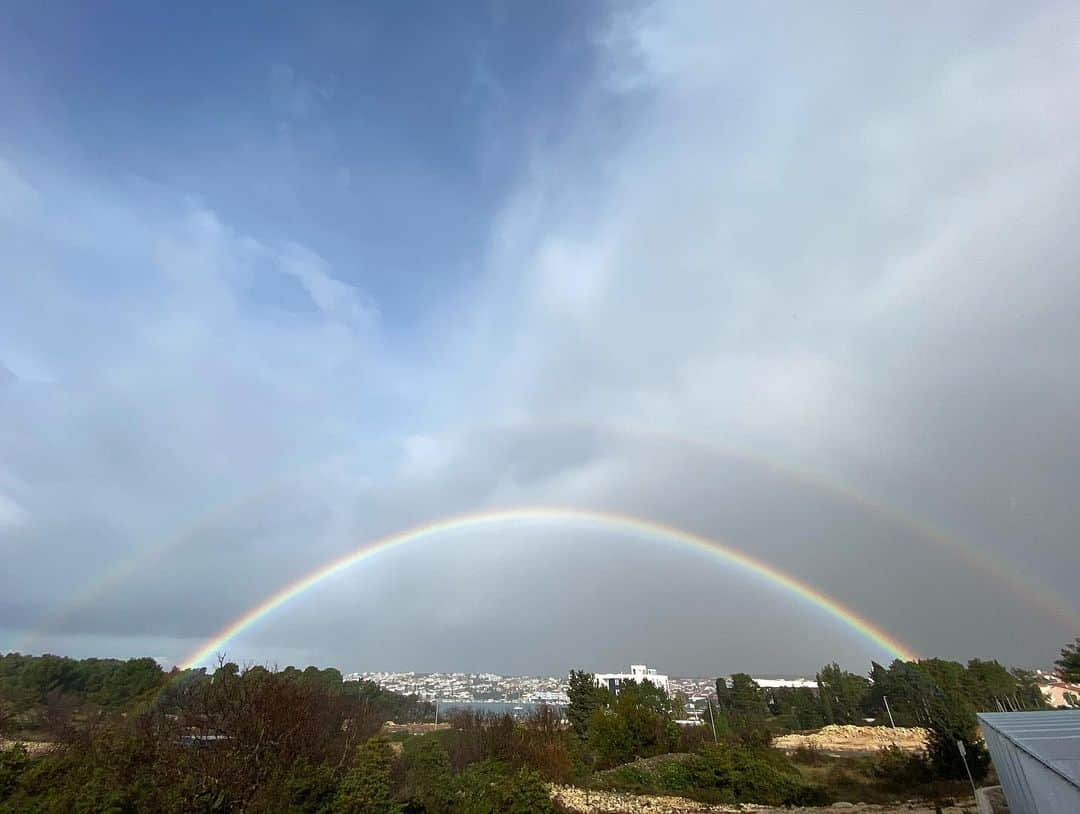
402,735,456,813
334,736,400,814
1011,669,1049,710
456,761,556,814
867,745,933,789
0,745,30,801
0,659,421,813
1055,637,1080,683
727,673,768,716
0,653,165,713
769,686,827,730
284,760,340,813
595,745,826,807
339,678,433,723
586,680,678,768
565,670,608,738
816,663,870,725
925,695,990,782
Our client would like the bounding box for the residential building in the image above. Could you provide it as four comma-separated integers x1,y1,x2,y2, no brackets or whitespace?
594,664,669,694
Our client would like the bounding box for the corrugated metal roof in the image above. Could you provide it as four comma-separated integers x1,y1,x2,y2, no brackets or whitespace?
978,710,1080,787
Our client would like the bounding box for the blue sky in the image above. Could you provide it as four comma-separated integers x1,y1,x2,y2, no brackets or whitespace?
2,2,1079,675
2,2,602,322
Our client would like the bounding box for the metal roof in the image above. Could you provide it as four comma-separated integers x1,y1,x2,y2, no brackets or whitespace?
978,710,1080,788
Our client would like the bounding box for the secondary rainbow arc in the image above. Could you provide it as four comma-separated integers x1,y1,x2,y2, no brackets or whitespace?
23,418,1077,659
180,506,918,669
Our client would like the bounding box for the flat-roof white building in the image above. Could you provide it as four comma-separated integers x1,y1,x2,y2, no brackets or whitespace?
594,664,669,695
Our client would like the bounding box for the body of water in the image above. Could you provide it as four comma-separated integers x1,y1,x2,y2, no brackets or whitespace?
434,700,566,719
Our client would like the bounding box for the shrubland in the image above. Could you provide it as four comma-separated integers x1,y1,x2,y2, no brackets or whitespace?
0,640,1068,811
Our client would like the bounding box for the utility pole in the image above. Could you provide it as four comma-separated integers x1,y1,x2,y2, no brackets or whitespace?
957,740,978,801
882,695,897,730
706,699,719,744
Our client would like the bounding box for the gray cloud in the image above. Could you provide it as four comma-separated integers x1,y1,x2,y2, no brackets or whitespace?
3,1,1078,675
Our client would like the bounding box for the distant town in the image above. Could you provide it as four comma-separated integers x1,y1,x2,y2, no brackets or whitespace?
344,664,1077,714
343,665,816,707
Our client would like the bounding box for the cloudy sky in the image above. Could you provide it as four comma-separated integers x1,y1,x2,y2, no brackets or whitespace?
2,1,1078,676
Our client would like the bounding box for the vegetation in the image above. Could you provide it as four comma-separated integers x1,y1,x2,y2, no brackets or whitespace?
591,747,827,807
1056,637,1080,682
0,637,1073,811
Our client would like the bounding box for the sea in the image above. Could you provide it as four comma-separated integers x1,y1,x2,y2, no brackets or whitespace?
434,700,566,719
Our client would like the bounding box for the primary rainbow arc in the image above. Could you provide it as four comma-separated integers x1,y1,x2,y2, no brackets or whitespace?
180,506,918,669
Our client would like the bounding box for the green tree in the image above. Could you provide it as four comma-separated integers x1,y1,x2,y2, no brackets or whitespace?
770,687,826,730
456,761,555,814
403,736,455,814
585,679,677,767
816,663,869,725
672,691,688,721
1011,669,1048,710
566,670,608,738
334,736,400,814
1055,637,1080,682
925,695,990,781
964,659,1020,711
284,760,339,813
715,676,732,712
728,674,767,715
866,659,936,726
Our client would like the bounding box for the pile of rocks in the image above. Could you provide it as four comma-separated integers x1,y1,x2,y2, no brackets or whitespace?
549,784,759,812
549,785,974,813
381,721,450,734
773,725,929,754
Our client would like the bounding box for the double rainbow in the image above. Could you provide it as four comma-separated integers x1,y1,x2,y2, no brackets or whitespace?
181,506,918,669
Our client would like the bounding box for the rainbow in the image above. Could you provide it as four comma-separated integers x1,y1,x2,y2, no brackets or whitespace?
26,419,1078,655
180,506,918,669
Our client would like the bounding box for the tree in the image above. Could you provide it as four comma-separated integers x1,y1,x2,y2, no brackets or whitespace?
403,736,456,813
925,696,990,781
728,673,767,716
1011,669,1049,710
715,676,732,713
566,670,608,738
585,679,677,767
816,663,869,725
770,687,826,730
456,761,555,814
672,691,688,721
1055,637,1080,682
866,660,937,726
335,736,400,814
965,659,1021,711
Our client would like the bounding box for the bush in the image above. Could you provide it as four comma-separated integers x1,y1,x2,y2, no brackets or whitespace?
791,744,828,766
593,746,826,807
334,736,400,814
868,745,932,789
402,736,456,814
926,703,990,781
456,761,555,814
0,744,30,802
281,760,339,813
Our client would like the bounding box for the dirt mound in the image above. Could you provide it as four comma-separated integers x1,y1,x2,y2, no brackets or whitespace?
774,725,929,755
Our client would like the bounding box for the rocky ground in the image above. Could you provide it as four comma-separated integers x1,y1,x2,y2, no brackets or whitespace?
0,739,54,755
773,725,929,755
550,785,975,813
382,721,451,734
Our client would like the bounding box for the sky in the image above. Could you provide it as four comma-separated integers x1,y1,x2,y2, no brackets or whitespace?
1,1,1078,677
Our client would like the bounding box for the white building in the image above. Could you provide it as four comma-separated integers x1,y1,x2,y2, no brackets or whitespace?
594,664,669,694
